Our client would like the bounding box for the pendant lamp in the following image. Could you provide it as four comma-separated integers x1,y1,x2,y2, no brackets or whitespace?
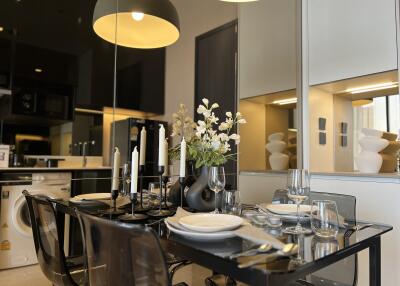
93,0,180,49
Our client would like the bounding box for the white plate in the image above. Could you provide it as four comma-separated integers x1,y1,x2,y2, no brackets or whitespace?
179,214,243,233
165,221,235,241
264,204,311,216
71,193,111,201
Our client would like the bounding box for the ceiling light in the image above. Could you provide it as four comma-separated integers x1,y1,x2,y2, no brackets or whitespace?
34,68,43,73
0,27,3,32
93,0,180,49
345,82,398,94
352,99,373,107
131,12,144,21
272,98,297,105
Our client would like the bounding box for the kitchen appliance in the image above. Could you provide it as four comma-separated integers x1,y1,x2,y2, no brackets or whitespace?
112,118,168,179
0,172,71,269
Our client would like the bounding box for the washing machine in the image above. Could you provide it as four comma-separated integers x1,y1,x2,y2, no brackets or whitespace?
0,172,71,269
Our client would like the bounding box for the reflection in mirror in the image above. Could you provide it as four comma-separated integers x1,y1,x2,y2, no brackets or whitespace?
238,0,299,172
307,0,400,174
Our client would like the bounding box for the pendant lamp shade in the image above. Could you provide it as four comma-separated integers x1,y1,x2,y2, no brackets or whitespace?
93,0,180,49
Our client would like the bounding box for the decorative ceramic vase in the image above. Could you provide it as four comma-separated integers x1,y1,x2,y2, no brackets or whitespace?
266,132,289,170
169,162,217,212
355,129,389,173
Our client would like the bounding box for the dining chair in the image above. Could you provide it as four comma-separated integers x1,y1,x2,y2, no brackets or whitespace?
272,190,358,286
76,210,188,286
23,191,85,286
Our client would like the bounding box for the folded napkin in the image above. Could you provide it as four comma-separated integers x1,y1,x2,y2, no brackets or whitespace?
166,208,285,250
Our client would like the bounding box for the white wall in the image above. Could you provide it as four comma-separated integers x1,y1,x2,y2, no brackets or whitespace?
239,171,400,286
239,0,297,99
163,0,237,140
309,87,334,172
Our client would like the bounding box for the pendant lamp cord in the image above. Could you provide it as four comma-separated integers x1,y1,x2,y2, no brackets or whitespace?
111,0,119,166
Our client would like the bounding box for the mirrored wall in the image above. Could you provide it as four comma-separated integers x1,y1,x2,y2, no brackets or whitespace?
307,0,400,174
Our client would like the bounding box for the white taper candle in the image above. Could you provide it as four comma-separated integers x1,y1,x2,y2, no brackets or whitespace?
131,147,139,194
139,127,146,166
163,139,169,176
158,124,165,167
180,138,186,178
112,147,120,191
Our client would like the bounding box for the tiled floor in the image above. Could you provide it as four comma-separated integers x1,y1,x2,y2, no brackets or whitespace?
0,265,51,286
0,263,247,285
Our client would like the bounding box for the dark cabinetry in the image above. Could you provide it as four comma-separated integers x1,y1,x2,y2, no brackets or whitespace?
0,0,165,114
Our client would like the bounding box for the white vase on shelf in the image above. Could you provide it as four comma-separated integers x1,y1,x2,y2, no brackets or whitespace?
266,132,289,170
355,129,389,173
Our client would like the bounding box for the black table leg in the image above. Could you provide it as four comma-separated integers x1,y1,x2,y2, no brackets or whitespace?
369,236,381,286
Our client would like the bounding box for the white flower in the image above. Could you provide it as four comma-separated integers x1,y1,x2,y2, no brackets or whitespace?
218,122,229,131
197,105,207,114
211,140,221,151
195,131,202,138
203,110,211,118
236,112,242,119
211,103,219,109
238,118,247,124
196,121,206,135
209,113,219,124
218,133,229,142
220,142,231,154
226,111,232,118
230,134,241,144
202,98,209,106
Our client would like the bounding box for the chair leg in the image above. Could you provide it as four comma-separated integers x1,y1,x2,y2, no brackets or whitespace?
169,260,192,282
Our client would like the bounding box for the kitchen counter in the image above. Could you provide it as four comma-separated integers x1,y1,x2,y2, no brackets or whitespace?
240,169,400,180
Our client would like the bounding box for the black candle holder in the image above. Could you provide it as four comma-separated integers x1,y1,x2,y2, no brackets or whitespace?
179,177,185,208
147,166,174,217
99,188,124,217
133,165,151,213
119,193,149,222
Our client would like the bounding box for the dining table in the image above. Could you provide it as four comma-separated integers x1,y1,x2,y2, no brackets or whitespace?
51,199,392,286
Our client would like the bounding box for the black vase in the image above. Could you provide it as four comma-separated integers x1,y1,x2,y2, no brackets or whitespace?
169,161,217,212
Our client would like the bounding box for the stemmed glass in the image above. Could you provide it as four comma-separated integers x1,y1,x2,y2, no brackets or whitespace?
284,169,311,234
208,166,226,214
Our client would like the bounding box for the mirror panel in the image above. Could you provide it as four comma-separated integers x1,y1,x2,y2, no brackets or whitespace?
307,0,400,173
238,0,299,172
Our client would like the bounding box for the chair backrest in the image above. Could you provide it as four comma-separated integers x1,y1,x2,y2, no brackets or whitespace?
23,190,77,286
272,190,357,225
272,190,357,286
77,210,170,286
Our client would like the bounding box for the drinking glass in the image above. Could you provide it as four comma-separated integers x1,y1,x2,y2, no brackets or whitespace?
284,169,311,234
208,166,226,214
222,189,241,215
311,200,339,238
120,163,131,197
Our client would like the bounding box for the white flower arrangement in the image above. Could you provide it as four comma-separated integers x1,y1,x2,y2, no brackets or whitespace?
170,98,246,168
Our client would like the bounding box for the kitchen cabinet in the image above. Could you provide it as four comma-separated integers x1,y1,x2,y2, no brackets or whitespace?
308,0,398,85
0,0,165,114
238,0,297,99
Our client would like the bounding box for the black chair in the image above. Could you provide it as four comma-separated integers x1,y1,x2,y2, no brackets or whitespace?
272,190,358,286
76,210,188,286
23,190,85,286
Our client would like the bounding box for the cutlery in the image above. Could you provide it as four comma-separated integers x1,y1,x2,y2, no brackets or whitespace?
238,243,298,269
229,243,273,259
344,223,373,237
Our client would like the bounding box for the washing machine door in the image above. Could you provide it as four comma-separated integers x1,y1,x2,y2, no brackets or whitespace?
12,194,33,237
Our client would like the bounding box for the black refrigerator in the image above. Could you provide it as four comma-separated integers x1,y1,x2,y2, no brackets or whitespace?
111,118,168,179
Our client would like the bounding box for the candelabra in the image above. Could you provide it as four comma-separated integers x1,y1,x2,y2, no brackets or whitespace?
147,166,174,217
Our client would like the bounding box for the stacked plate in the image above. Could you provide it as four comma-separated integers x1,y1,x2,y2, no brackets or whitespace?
69,193,111,203
257,203,312,222
166,213,243,241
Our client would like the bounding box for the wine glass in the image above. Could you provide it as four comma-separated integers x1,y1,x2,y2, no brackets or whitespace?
208,166,226,214
120,163,131,197
284,169,311,234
